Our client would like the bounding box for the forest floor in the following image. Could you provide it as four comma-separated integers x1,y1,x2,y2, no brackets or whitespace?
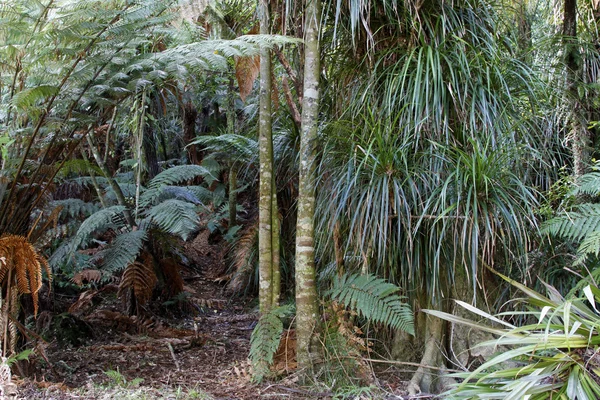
11,230,412,400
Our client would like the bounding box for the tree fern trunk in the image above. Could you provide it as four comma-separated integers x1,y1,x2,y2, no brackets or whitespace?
295,0,321,373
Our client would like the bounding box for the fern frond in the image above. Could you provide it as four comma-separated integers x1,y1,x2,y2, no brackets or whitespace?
327,274,414,335
189,134,258,164
0,235,51,316
185,186,217,205
542,204,600,242
51,199,99,220
148,165,214,189
573,172,600,196
249,304,295,383
10,85,59,109
71,205,128,250
146,199,199,240
96,230,147,274
71,269,103,286
56,159,103,179
228,222,258,293
140,185,203,208
118,253,157,307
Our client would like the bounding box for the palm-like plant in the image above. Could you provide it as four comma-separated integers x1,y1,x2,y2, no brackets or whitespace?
315,0,547,393
426,271,600,399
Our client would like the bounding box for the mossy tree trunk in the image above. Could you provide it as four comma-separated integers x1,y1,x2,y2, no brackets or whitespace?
295,0,321,373
564,0,588,177
258,0,280,314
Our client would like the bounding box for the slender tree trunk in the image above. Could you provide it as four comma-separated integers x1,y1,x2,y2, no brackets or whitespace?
295,0,321,373
258,0,278,314
229,164,238,228
86,135,136,228
271,179,280,306
80,148,107,208
564,0,588,176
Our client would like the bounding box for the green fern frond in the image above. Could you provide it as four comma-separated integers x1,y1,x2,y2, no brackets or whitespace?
146,199,199,240
542,204,600,242
573,172,600,197
50,199,99,220
190,134,258,164
140,185,203,208
185,186,215,205
249,304,295,383
71,205,128,250
56,159,102,179
96,230,147,274
327,274,414,335
11,85,59,109
148,165,214,189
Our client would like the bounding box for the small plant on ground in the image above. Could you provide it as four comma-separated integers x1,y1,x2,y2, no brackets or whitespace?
104,369,144,389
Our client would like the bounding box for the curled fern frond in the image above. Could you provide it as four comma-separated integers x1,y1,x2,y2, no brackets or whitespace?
249,304,295,383
146,199,199,241
327,273,414,335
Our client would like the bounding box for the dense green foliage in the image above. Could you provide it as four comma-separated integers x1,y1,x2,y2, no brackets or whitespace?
3,0,600,396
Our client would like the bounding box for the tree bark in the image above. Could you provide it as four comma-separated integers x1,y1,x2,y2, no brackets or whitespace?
295,0,321,373
258,0,280,314
564,0,588,176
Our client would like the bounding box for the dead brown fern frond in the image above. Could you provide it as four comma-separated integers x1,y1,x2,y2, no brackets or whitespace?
28,205,63,244
227,221,258,294
160,258,183,298
71,269,103,287
0,235,51,316
118,253,157,308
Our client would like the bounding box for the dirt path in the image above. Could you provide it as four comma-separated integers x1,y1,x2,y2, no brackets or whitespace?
13,231,411,399
14,232,275,399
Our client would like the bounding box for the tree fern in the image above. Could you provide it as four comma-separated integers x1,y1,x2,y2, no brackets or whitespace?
146,199,199,240
96,230,147,275
70,205,128,250
249,304,295,383
327,273,414,335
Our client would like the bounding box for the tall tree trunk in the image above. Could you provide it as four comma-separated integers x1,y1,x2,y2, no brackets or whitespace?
564,0,588,176
183,101,199,165
295,0,321,373
258,0,279,314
